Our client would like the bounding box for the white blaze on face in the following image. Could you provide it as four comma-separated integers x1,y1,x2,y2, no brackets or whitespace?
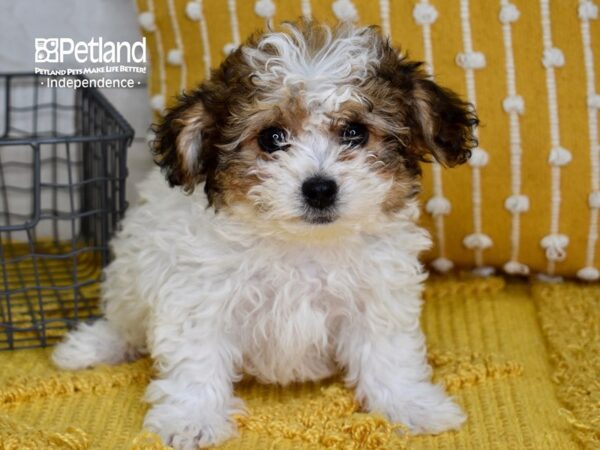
247,130,393,229
242,24,381,113
232,24,398,237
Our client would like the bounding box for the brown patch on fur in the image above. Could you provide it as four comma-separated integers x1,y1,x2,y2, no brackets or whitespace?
152,38,261,205
173,102,205,173
377,157,421,214
324,31,478,213
214,153,261,209
327,97,417,213
213,96,310,208
152,93,212,192
364,130,421,214
381,177,420,213
372,37,478,166
152,20,477,216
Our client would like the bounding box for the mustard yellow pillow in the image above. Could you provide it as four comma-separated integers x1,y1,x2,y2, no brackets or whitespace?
134,0,600,280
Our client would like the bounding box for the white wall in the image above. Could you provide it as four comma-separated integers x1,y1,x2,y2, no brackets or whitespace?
0,0,155,202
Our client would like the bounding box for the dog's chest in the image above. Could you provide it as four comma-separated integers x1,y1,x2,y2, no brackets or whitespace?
231,254,346,385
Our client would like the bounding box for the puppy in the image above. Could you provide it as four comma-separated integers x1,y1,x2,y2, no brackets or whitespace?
53,22,477,450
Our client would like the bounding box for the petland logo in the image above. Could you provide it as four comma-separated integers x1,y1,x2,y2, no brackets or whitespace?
35,37,147,89
35,37,146,64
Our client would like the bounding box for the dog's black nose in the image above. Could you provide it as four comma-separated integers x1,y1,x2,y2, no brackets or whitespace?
302,176,338,209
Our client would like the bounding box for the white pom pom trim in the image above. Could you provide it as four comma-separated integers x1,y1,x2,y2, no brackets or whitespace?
577,266,600,281
472,266,495,277
254,0,275,18
540,233,569,262
503,261,530,275
455,51,487,70
589,191,600,208
185,2,201,21
426,196,451,216
463,233,493,250
223,43,237,55
588,94,600,109
332,0,358,22
542,47,565,68
431,257,454,273
167,49,183,66
504,194,530,213
503,95,525,114
413,3,438,25
548,146,572,167
468,147,489,167
150,95,165,114
138,12,156,32
499,3,520,23
537,273,564,283
579,1,598,20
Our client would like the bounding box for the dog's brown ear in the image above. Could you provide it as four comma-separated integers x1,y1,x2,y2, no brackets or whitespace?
152,91,214,193
410,76,478,167
376,42,478,166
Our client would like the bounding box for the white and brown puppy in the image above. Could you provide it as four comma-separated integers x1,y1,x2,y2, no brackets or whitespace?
53,22,477,450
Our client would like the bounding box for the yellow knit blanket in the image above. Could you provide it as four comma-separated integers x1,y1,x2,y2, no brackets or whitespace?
1,278,597,449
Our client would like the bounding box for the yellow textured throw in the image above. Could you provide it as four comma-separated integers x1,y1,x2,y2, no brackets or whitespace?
1,277,597,449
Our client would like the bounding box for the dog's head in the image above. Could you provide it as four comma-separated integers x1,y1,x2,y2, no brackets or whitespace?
153,22,477,238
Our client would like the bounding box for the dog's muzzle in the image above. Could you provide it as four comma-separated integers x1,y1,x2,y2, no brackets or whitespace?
301,175,338,224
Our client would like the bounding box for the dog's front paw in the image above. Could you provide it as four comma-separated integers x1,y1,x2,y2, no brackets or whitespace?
401,387,465,434
371,382,466,435
144,402,238,450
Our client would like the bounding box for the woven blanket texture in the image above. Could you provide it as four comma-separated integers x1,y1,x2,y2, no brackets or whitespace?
0,278,597,449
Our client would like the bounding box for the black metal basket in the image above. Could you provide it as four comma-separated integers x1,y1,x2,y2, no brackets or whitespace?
0,73,133,350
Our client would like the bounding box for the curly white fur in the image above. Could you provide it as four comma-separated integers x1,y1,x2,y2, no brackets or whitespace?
243,23,380,112
53,23,466,450
53,169,464,447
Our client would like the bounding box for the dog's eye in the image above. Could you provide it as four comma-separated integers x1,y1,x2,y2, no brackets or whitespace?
340,122,369,147
258,127,289,153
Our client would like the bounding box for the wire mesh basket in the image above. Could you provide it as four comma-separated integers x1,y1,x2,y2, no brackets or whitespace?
0,73,133,350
